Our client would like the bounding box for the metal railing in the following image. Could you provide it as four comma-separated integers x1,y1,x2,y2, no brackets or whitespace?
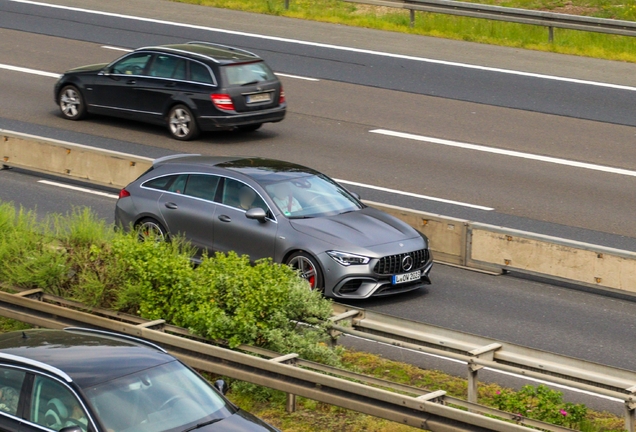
285,0,636,42
0,288,579,432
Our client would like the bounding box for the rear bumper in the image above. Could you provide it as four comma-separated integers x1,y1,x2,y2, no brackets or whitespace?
197,105,286,130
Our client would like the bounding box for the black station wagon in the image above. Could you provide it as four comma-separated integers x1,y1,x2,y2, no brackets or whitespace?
54,42,286,140
0,328,279,432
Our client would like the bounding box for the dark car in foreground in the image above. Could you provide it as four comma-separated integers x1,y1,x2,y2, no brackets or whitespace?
0,328,279,432
115,155,433,299
54,42,286,140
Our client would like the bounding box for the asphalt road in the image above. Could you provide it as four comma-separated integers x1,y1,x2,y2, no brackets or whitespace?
1,0,636,414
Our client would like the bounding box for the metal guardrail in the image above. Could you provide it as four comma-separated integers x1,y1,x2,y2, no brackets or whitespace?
0,288,574,432
285,0,636,41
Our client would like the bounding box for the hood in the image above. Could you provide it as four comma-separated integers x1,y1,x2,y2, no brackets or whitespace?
290,206,420,249
205,409,279,432
65,63,109,74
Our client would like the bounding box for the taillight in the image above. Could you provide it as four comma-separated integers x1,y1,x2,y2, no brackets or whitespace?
211,93,235,111
279,86,285,105
118,188,131,199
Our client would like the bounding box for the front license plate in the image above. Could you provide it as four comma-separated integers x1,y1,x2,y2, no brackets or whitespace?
392,270,421,285
246,93,271,104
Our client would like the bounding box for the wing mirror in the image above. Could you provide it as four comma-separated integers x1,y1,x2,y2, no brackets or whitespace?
350,191,361,200
59,427,83,432
214,379,228,395
245,207,267,222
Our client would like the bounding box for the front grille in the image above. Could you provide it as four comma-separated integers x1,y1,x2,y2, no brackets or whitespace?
373,249,429,275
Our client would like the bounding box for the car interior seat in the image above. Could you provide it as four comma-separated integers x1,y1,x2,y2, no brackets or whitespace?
45,398,68,430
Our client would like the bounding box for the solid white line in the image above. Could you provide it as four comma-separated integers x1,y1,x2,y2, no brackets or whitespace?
275,73,319,81
38,180,119,199
0,63,60,78
335,178,494,211
11,0,636,92
371,129,636,178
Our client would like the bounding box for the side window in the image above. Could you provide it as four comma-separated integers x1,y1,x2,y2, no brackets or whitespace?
110,53,152,76
183,174,220,201
0,367,25,416
221,178,268,213
29,376,89,432
148,55,186,79
143,174,188,194
189,61,214,84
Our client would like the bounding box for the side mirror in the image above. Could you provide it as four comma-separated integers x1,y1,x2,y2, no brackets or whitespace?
245,207,267,222
350,191,361,200
214,379,228,395
59,427,83,432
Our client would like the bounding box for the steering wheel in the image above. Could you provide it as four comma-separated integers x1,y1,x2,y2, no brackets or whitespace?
158,395,186,411
130,65,143,75
306,195,329,208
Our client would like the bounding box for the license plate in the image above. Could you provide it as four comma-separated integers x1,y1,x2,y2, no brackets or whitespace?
246,93,271,104
392,270,421,285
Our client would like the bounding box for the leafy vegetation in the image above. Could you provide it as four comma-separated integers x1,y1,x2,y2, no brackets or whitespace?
172,0,636,62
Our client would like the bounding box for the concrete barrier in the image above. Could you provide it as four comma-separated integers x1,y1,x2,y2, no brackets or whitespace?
3,129,636,295
1,130,152,188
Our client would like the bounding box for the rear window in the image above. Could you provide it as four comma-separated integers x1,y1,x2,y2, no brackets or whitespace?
221,62,276,86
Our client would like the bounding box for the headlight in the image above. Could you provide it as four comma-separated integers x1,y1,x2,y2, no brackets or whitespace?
327,251,370,266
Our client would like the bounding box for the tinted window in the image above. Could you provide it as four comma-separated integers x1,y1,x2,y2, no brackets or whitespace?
189,62,214,84
221,178,268,213
29,375,89,432
221,62,275,86
148,55,186,80
0,367,25,416
143,175,189,194
183,175,219,201
111,53,152,76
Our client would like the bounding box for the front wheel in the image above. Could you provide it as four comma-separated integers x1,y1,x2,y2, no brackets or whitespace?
168,105,199,141
58,85,87,120
287,251,324,291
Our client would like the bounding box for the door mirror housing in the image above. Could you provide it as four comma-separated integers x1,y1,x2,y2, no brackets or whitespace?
59,427,83,432
214,379,228,395
245,207,267,222
350,191,361,200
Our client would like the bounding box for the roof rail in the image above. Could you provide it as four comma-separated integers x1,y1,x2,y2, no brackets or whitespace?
152,153,201,166
134,45,221,64
64,327,167,353
187,41,259,58
0,352,73,383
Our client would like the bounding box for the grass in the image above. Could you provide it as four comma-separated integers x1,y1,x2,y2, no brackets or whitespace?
171,0,636,62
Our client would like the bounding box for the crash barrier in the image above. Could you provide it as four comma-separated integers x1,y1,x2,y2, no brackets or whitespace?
330,303,636,431
287,0,636,42
3,129,636,296
0,289,575,432
367,201,636,295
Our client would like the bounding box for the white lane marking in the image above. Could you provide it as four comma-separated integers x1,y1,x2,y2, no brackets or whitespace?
344,333,623,403
335,178,494,211
372,129,636,178
38,180,119,199
11,0,636,92
275,73,319,81
101,45,132,52
0,63,60,78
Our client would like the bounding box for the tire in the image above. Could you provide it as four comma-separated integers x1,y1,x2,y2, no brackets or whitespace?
236,123,262,133
168,105,199,141
58,85,87,120
136,218,168,242
286,251,324,291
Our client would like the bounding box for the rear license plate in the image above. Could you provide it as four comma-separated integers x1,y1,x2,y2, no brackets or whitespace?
246,93,271,104
392,270,421,285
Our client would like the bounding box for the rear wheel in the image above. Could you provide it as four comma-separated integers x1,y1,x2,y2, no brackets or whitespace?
168,105,199,141
58,85,87,120
287,251,324,291
136,218,167,242
236,123,262,133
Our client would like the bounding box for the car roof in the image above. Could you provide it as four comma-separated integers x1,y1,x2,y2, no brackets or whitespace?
0,329,175,388
152,156,321,185
136,42,261,65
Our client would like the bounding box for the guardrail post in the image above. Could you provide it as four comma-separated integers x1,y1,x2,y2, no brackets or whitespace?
270,353,299,413
467,364,481,404
625,400,636,432
284,0,289,9
548,26,554,42
410,9,415,27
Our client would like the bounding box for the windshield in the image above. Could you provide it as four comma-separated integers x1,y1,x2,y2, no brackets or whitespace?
84,361,232,432
264,174,363,218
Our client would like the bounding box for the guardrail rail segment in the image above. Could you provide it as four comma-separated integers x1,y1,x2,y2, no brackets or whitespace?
0,288,576,432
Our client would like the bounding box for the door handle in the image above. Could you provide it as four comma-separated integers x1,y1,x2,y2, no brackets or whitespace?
164,202,178,209
218,215,231,223
126,80,136,85
165,82,176,87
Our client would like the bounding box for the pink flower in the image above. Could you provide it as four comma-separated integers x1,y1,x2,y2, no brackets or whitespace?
496,391,501,395
560,410,568,416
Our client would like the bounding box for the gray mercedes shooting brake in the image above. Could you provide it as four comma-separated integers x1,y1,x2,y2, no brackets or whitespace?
115,156,433,299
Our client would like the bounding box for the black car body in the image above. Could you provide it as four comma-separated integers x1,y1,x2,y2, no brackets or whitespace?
54,42,286,140
0,328,279,432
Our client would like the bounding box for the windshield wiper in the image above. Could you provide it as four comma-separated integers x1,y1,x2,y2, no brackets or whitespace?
181,418,223,432
288,215,314,220
241,80,260,86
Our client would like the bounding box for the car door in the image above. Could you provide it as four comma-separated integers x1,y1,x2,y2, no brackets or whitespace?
88,52,153,115
0,366,26,432
213,178,278,261
156,174,220,253
133,54,187,122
